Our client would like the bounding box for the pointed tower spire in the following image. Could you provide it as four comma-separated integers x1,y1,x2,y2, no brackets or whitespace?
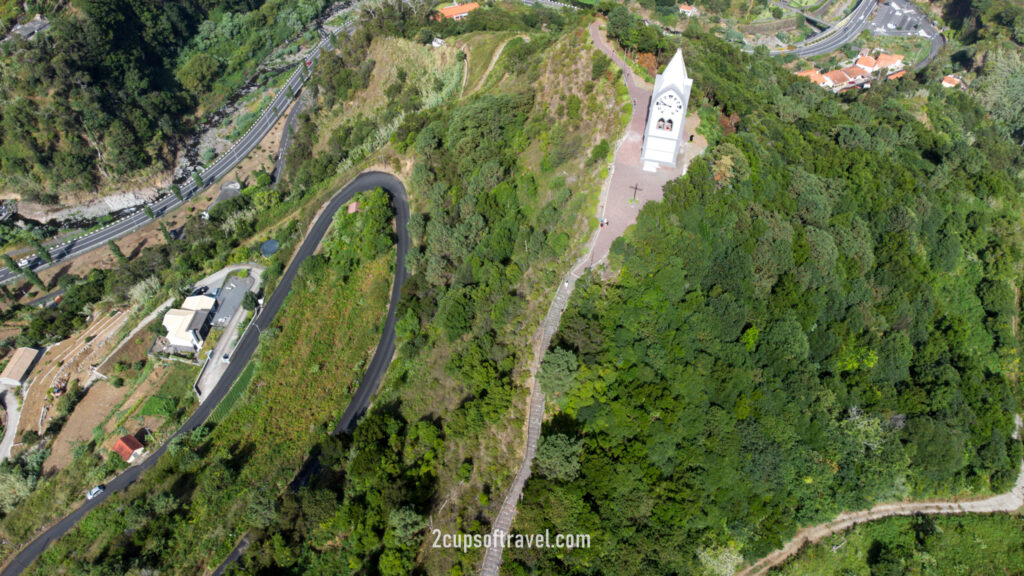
665,48,687,80
641,48,694,173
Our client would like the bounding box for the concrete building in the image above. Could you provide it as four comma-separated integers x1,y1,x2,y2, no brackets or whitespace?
797,69,829,86
875,53,905,72
841,66,870,85
162,296,216,351
8,14,49,41
855,56,878,73
824,69,852,89
0,348,39,388
641,49,693,172
182,295,216,311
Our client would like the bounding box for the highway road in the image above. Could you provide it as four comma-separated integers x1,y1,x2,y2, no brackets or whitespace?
0,171,409,576
772,0,878,57
0,35,334,287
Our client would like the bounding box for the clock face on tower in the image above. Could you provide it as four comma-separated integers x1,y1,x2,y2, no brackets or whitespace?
654,93,683,117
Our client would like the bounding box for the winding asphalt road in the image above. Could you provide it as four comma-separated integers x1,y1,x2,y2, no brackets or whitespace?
0,171,409,576
772,0,878,57
0,36,333,287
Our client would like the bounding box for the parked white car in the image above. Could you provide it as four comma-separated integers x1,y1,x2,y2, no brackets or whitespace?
86,485,105,500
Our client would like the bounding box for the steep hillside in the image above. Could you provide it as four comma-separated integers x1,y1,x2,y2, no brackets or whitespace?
1,6,626,575
509,24,1024,576
0,0,334,202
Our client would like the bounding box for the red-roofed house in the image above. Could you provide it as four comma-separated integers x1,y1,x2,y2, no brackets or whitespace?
841,66,870,84
855,56,877,73
876,53,905,72
824,69,851,88
941,75,961,88
888,70,907,80
437,2,479,20
796,69,829,86
113,435,144,463
679,4,699,16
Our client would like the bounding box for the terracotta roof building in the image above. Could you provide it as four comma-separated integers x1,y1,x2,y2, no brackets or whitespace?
824,69,851,86
855,56,877,72
888,70,907,80
437,2,479,20
941,75,961,88
796,69,829,86
876,53,905,71
679,4,699,16
0,348,40,388
841,66,869,82
113,435,144,463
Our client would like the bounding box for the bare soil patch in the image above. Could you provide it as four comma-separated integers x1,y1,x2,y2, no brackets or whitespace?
18,310,128,440
43,379,131,472
103,372,164,437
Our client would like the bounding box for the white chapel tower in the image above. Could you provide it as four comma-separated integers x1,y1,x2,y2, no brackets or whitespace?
641,49,693,173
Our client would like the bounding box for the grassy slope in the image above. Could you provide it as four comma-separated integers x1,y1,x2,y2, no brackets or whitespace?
458,30,518,93
378,25,630,576
313,36,459,155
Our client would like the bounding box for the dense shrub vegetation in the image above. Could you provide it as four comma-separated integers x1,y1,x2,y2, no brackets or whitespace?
0,0,329,197
775,514,1024,575
231,12,629,575
509,25,1024,575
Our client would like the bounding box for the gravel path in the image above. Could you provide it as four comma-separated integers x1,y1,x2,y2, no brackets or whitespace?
739,423,1024,575
0,391,21,460
468,35,527,95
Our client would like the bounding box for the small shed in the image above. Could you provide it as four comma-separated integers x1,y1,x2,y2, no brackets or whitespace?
348,202,360,214
113,435,144,463
0,348,40,388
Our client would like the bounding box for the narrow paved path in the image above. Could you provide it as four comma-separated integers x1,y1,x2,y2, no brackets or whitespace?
193,266,265,400
480,22,702,576
467,35,526,95
740,425,1024,575
571,22,702,277
0,391,21,460
0,171,407,576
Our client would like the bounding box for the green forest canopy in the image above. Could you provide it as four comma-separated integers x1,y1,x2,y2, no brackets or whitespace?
510,25,1024,576
0,0,327,199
